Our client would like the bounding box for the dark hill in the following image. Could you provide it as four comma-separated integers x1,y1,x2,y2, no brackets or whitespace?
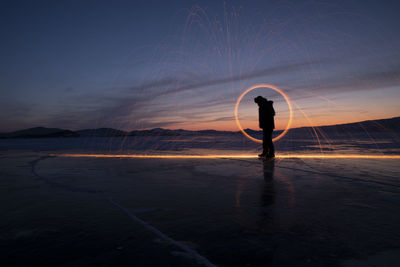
282,116,400,139
0,127,79,138
0,116,398,139
77,128,128,137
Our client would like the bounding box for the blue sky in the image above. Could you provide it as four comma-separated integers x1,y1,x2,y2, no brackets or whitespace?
1,0,399,131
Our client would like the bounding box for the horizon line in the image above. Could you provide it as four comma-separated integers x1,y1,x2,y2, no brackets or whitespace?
2,115,399,133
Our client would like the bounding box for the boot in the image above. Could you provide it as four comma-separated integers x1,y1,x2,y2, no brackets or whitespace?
258,150,268,158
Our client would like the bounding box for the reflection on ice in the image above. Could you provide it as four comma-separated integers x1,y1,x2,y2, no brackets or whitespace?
1,146,400,266
261,160,275,207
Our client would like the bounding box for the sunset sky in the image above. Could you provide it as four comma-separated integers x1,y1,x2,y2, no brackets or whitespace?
1,0,399,132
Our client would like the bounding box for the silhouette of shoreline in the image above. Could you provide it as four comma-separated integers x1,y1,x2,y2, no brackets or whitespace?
0,117,399,139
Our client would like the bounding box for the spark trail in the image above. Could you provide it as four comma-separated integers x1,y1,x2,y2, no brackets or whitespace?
51,153,400,159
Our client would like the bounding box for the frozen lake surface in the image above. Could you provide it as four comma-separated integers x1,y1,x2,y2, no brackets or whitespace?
0,134,399,155
1,136,400,266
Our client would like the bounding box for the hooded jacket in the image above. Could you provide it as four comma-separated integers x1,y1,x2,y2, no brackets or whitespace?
258,100,275,130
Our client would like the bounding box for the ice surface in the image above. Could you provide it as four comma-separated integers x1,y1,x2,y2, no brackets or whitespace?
0,136,400,266
0,134,399,155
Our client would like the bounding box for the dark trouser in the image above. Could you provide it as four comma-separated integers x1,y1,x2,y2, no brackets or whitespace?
262,128,275,156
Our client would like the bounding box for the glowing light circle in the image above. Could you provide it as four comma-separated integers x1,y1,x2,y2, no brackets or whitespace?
234,84,293,143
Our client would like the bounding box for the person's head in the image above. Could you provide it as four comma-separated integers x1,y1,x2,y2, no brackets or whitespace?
254,96,267,105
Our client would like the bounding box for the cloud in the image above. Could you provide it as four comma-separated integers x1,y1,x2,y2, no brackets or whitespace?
128,60,325,97
289,63,400,97
133,120,185,129
10,57,400,131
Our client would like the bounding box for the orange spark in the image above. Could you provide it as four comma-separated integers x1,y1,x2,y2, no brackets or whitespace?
50,154,400,159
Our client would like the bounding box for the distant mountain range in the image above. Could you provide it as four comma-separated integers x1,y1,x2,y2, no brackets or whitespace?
0,127,80,138
0,116,399,139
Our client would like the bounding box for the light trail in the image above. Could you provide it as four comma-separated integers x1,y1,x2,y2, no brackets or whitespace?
234,84,293,143
293,101,324,153
50,154,400,159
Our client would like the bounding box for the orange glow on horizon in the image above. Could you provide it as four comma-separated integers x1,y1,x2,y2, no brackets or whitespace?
50,153,400,159
156,115,398,132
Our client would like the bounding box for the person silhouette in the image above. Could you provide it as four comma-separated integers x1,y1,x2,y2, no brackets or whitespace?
254,96,275,158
